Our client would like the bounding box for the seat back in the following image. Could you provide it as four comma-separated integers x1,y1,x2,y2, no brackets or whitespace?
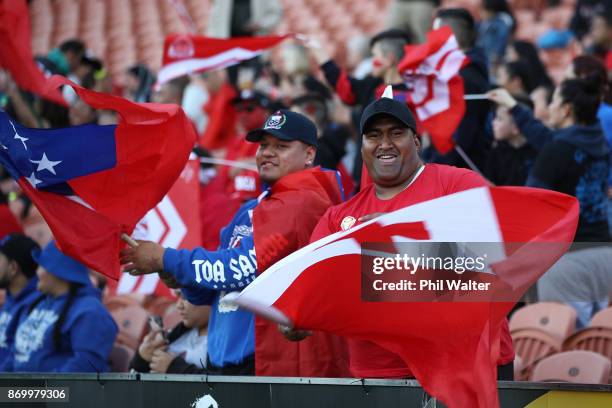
108,344,135,372
512,329,562,380
510,302,577,341
563,327,612,359
591,307,612,330
532,351,611,384
163,305,182,330
111,305,149,349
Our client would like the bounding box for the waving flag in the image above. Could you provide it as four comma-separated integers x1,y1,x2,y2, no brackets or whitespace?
112,159,201,297
0,76,196,279
0,0,66,106
398,26,467,154
157,34,289,86
225,186,578,408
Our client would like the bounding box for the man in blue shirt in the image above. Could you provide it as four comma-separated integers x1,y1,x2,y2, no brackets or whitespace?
0,234,40,367
121,110,344,375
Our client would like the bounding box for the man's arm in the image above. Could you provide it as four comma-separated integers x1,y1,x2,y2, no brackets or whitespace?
488,88,554,151
510,104,554,151
303,38,377,106
163,234,258,291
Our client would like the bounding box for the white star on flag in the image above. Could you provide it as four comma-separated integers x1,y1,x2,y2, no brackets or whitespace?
30,152,62,175
14,133,28,150
9,120,28,150
26,172,42,187
0,142,7,150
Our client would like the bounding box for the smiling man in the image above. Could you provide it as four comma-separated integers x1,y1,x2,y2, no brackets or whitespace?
289,90,517,380
120,110,348,377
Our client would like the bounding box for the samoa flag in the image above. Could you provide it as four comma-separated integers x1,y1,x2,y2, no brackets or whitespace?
0,76,196,279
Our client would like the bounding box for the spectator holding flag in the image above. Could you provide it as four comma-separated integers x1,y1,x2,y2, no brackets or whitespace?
488,78,612,326
120,110,349,377
425,8,492,170
306,28,412,185
3,241,117,372
284,88,515,380
0,234,40,368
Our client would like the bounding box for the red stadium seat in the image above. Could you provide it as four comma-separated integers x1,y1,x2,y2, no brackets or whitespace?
108,344,135,373
512,328,563,380
591,307,612,330
104,294,145,311
509,302,577,341
531,351,611,384
163,305,182,330
111,305,149,350
563,327,612,360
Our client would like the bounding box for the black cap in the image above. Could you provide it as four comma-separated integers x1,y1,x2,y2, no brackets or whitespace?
360,97,418,134
0,234,40,278
246,109,318,147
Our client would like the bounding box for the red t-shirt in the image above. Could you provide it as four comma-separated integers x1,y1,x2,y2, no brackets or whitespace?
310,164,514,379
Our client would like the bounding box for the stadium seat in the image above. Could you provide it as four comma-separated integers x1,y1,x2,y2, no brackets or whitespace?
509,302,577,341
531,351,611,384
591,307,612,329
144,296,175,317
111,305,149,350
563,327,612,360
108,344,135,373
512,328,563,380
163,305,182,330
104,294,145,311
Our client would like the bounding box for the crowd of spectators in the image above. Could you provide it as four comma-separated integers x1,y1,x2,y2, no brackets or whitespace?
0,0,611,377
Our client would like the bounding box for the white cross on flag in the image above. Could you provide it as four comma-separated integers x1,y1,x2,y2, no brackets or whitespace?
399,26,468,154
224,186,578,408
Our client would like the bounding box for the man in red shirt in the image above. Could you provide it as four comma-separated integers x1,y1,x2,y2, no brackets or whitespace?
288,91,515,380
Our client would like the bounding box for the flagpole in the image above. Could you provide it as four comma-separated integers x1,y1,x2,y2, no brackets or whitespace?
168,0,198,33
199,157,257,171
454,146,485,178
463,94,489,100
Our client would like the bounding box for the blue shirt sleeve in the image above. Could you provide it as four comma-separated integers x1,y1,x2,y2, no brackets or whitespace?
163,234,258,292
511,104,554,151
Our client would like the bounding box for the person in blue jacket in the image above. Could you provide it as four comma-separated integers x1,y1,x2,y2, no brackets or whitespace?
120,110,337,375
3,241,117,372
488,78,612,327
0,234,40,367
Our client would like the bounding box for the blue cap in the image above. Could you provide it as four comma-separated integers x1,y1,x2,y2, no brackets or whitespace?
246,109,318,147
31,241,91,286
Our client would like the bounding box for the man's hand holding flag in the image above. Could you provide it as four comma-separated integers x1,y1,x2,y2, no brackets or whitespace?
0,75,196,279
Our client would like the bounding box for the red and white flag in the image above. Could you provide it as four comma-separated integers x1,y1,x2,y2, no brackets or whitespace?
399,26,468,154
111,160,201,298
157,34,289,86
225,186,578,408
0,0,66,105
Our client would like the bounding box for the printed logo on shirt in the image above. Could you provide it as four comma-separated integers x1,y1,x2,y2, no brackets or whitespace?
14,309,59,363
229,224,252,249
192,249,257,288
340,216,357,231
0,311,11,348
